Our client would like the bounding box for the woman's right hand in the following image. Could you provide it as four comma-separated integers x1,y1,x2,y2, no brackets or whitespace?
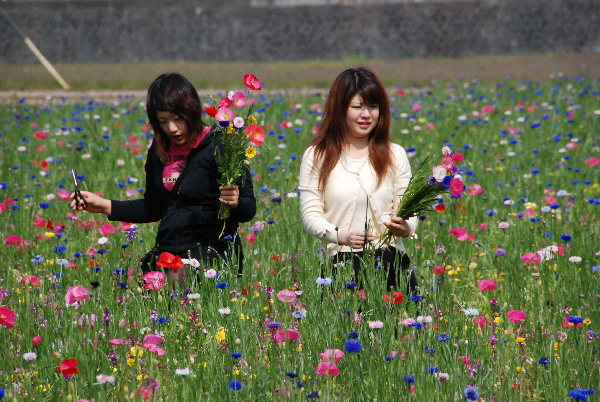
70,191,112,216
338,229,375,249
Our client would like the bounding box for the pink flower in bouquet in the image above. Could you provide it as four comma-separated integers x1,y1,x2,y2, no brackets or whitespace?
215,107,234,122
277,289,296,303
442,146,452,156
450,178,464,196
246,124,265,146
243,74,261,90
233,117,245,128
143,271,167,290
232,92,246,108
319,349,344,363
451,153,465,162
507,310,526,323
275,329,300,342
99,224,116,236
440,156,454,171
65,285,90,307
477,279,497,291
218,97,233,108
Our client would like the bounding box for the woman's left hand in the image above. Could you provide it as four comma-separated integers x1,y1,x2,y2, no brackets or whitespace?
383,215,411,238
219,184,239,209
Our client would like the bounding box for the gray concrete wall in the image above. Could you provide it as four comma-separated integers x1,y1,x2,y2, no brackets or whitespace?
1,0,599,64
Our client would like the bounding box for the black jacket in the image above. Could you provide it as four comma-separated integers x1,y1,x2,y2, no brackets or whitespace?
109,128,256,255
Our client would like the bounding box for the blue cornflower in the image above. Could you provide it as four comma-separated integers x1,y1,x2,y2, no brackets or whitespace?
31,256,45,264
39,202,50,209
0,388,5,399
54,244,67,255
267,321,282,330
403,376,415,383
307,391,320,399
117,282,127,288
486,209,495,216
561,234,572,242
569,390,589,401
411,295,421,302
568,316,584,324
157,317,168,324
286,371,299,378
538,357,550,365
344,339,362,353
295,381,304,388
464,386,480,401
114,269,126,275
344,282,357,289
223,235,233,242
231,352,242,359
216,282,228,289
97,248,106,255
437,333,451,341
229,380,242,391
347,331,359,339
385,356,395,361
427,367,439,374
411,322,423,330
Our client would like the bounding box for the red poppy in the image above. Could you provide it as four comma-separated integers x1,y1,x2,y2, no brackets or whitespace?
5,235,23,246
435,204,445,213
57,358,78,375
383,292,404,304
246,124,265,146
243,74,261,90
20,275,41,286
156,252,184,274
0,306,16,328
204,106,218,117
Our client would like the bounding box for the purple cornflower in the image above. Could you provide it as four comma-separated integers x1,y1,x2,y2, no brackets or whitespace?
494,248,506,256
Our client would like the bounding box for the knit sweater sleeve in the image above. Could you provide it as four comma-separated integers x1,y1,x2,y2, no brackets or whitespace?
299,147,339,243
109,146,163,223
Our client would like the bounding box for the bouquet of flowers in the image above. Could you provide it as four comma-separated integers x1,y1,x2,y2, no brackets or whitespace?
382,147,465,242
204,74,265,220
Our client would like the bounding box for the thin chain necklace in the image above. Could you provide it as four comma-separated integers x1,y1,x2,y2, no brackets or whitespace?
339,153,369,174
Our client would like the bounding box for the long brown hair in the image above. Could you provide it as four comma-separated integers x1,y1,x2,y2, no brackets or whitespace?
309,67,392,191
146,73,207,164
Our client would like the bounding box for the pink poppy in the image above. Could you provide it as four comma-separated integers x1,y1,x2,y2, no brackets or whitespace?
218,97,233,108
245,234,256,247
215,107,235,122
412,103,421,111
143,334,165,355
544,196,558,204
118,222,136,231
440,156,454,171
316,362,340,376
277,289,296,303
472,316,490,328
319,349,344,363
450,178,464,196
585,156,600,167
433,266,445,275
507,310,526,323
480,222,488,231
0,306,16,328
65,285,90,307
5,235,23,246
448,228,471,241
467,184,484,195
143,271,167,290
232,92,246,108
34,131,47,139
243,74,261,90
57,189,71,201
481,105,494,113
125,189,138,198
33,218,46,227
99,224,117,236
20,275,41,286
247,98,256,106
477,279,497,291
275,329,300,342
521,253,540,265
109,339,125,346
246,124,265,146
498,222,509,229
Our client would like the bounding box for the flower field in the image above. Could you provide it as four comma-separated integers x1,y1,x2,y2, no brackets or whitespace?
1,75,599,401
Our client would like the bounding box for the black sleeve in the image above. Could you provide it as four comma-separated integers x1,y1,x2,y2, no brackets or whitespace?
229,165,256,223
108,146,163,223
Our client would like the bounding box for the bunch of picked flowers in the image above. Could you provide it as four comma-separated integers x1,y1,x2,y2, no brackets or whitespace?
204,74,265,219
382,147,465,242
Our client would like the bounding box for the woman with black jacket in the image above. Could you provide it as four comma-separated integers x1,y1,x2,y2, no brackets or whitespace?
70,73,256,287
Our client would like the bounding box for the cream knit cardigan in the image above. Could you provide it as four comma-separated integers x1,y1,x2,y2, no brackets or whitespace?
299,143,418,257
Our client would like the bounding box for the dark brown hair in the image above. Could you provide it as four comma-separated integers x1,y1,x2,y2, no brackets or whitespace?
146,73,207,164
309,67,392,191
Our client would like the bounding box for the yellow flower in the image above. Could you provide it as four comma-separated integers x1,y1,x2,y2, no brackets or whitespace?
516,366,521,373
45,232,55,238
216,331,226,341
494,317,503,324
516,337,525,343
227,123,234,134
127,358,135,367
583,318,591,325
137,374,147,381
246,147,257,158
240,314,246,320
131,346,144,356
248,115,257,125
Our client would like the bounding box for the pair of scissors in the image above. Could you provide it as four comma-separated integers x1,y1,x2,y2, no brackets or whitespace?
71,169,88,210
